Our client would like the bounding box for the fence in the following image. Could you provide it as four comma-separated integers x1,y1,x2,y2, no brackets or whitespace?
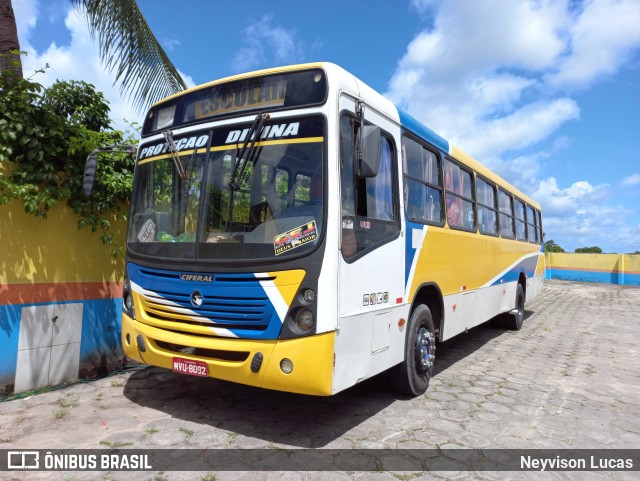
0,201,126,395
544,252,640,286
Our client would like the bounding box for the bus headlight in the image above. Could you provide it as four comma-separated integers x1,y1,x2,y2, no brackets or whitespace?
302,288,316,303
124,292,134,311
123,277,136,319
294,308,314,332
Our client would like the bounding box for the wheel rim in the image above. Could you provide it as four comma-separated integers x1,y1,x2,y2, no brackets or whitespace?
415,326,435,373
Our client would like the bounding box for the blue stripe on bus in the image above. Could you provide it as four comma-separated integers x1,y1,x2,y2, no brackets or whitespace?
397,108,450,153
404,219,421,289
490,255,540,286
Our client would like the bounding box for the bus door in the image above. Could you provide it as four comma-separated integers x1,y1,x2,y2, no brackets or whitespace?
334,95,405,389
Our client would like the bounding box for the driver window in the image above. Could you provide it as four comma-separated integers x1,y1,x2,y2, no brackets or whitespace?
340,113,399,260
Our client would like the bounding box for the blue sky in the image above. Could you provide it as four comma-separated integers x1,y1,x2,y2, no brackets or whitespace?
13,0,640,253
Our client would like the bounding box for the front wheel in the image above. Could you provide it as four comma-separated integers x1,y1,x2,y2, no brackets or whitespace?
390,304,436,396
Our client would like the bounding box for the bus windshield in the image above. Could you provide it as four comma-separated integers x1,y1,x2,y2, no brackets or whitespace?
128,114,325,262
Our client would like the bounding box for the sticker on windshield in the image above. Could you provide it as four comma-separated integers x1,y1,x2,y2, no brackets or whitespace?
274,221,318,256
137,219,156,242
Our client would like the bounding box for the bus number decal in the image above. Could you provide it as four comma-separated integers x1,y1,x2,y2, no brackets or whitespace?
363,292,390,306
273,221,318,256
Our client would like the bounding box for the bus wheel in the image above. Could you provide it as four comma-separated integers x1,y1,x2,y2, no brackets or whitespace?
505,283,525,330
390,304,436,396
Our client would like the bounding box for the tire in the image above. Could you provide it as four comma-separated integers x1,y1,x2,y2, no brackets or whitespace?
390,304,436,396
505,283,525,330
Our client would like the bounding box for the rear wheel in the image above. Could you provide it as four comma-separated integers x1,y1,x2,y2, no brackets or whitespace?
505,283,525,330
390,304,436,396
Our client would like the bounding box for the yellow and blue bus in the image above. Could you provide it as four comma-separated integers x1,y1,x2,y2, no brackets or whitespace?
117,63,544,396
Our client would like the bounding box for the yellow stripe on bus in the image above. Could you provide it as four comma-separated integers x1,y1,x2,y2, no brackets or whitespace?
137,137,324,165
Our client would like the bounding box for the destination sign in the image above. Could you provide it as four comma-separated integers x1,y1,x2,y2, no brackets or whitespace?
142,69,327,135
194,81,287,119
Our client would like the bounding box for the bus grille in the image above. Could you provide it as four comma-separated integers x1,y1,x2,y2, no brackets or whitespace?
137,289,271,332
129,265,281,337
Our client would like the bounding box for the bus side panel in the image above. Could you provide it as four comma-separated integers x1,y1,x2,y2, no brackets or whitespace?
332,303,409,394
405,226,543,341
334,237,407,394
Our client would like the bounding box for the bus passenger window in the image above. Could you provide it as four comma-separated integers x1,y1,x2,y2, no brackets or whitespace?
444,159,475,230
402,136,443,225
515,199,527,241
477,177,498,235
499,189,515,238
526,205,538,243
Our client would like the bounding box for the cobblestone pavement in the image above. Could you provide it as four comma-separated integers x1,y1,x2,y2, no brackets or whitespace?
1,280,639,481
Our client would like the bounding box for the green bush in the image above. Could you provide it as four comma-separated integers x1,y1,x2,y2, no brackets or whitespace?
0,65,136,256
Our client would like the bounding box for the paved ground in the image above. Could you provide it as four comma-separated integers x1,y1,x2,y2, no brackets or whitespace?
1,280,639,481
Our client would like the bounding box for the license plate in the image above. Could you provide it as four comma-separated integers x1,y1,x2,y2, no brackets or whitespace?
172,357,208,377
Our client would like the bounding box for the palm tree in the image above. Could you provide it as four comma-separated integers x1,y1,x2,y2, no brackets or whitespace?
0,0,22,78
0,0,187,111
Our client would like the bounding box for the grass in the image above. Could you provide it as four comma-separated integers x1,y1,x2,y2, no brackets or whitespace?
145,426,159,435
58,395,79,408
202,474,216,481
53,408,67,419
180,427,195,437
99,440,134,448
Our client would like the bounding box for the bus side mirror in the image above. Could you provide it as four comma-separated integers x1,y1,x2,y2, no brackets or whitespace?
357,125,381,178
83,151,98,197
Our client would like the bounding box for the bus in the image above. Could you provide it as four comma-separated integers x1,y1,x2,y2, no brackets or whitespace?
101,62,544,397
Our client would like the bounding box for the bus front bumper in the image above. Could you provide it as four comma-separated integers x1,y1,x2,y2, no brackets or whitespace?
121,313,335,396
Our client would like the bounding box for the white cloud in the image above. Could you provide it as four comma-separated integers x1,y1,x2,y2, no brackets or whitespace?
12,0,38,49
548,0,640,87
15,3,195,132
533,177,640,252
533,177,610,218
231,14,300,73
386,0,584,166
388,0,640,252
621,173,640,187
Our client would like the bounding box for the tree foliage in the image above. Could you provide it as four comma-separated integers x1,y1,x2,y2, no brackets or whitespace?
0,66,136,256
543,239,565,253
72,0,187,112
574,246,603,254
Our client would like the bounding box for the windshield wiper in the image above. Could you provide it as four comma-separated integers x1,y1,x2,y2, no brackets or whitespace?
226,113,270,228
163,129,187,180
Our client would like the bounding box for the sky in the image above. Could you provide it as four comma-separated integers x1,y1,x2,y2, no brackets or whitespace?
11,0,640,253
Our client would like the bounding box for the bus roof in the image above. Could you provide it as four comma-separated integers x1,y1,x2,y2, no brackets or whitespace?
154,61,540,210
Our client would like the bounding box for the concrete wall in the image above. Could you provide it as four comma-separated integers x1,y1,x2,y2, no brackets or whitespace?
545,252,640,286
0,201,126,395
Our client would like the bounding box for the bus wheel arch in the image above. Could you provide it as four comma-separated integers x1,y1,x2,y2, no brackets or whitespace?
409,283,444,341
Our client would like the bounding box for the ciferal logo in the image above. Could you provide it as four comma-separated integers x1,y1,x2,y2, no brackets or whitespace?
8,451,39,469
190,290,204,307
180,274,213,282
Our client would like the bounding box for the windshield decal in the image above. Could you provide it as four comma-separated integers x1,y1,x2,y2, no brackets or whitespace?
274,221,318,256
225,122,299,143
137,219,156,242
138,133,210,160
